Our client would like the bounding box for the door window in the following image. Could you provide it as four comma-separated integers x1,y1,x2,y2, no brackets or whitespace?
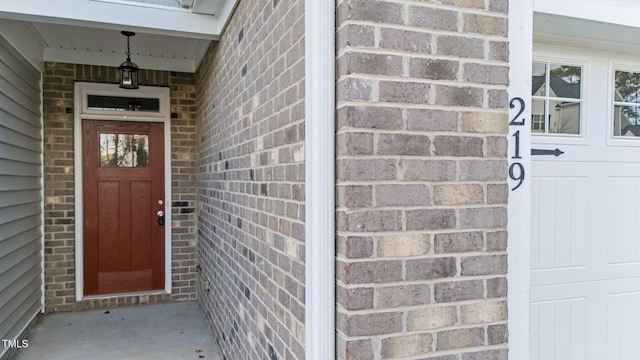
532,61,583,135
99,133,149,167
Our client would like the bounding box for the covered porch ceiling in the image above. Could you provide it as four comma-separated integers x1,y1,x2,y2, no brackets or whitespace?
0,0,238,73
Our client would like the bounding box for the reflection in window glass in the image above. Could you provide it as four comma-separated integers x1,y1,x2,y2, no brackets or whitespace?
532,62,547,96
531,99,546,133
550,100,580,134
549,64,581,99
615,70,640,103
614,70,640,137
100,134,149,167
531,61,583,135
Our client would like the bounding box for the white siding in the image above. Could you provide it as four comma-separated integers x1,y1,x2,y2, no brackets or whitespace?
0,34,42,356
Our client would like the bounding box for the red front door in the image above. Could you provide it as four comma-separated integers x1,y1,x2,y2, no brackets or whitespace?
82,120,165,295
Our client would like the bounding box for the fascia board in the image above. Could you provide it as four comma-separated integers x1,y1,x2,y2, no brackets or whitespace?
0,0,223,40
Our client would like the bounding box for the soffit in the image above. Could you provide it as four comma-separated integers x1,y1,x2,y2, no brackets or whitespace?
31,22,211,73
534,13,640,55
0,0,237,72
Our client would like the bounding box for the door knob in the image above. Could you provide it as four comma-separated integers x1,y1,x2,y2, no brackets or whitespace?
157,211,165,226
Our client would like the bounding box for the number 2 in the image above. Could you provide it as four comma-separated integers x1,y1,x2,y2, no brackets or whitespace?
509,97,525,126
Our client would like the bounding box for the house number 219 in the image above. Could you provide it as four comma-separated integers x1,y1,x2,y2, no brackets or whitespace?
509,97,525,191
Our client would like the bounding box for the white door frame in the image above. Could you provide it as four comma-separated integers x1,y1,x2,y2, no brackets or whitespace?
507,0,533,359
73,82,172,300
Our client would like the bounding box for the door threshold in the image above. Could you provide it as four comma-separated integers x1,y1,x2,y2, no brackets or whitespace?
82,290,169,301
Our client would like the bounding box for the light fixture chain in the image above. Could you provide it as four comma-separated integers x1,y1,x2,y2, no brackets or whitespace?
126,35,131,61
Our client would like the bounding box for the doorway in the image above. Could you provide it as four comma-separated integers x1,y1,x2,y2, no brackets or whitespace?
74,82,172,299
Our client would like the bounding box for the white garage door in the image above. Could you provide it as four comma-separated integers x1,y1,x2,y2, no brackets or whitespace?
531,45,640,359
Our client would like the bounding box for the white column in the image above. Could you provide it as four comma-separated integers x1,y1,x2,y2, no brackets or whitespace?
304,0,335,358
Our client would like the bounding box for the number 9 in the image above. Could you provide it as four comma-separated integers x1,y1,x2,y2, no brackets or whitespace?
509,162,525,190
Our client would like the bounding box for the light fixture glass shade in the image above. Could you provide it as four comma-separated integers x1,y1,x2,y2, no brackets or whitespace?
119,60,139,89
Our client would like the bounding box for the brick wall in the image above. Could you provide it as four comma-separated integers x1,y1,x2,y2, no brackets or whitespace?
195,0,305,359
43,63,198,312
335,0,510,359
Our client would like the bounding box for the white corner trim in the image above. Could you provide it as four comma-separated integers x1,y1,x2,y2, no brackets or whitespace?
507,1,533,359
304,0,335,358
39,71,45,313
73,82,172,301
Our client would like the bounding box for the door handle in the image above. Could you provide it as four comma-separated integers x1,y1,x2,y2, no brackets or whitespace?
157,211,165,226
531,148,564,156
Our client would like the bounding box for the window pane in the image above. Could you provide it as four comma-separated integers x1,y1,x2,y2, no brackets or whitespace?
532,62,547,96
615,70,640,104
549,100,580,134
100,134,149,167
531,99,546,133
614,105,640,136
549,64,581,99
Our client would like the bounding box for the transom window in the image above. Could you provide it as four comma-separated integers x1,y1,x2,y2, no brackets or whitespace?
88,95,160,112
531,61,583,135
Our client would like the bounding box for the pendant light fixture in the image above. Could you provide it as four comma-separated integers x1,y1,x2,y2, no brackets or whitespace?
119,31,139,89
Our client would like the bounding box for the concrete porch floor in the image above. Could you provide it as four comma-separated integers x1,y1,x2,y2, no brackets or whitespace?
15,301,221,360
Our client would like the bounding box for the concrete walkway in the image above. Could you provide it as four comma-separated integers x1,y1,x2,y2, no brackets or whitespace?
16,302,222,360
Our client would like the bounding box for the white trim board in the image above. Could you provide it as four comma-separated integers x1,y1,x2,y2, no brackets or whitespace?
39,63,45,314
73,82,172,301
304,0,335,358
507,0,533,359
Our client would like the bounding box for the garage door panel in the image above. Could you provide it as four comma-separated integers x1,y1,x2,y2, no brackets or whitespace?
531,176,587,270
607,291,640,360
607,177,640,265
531,281,640,360
530,297,586,360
